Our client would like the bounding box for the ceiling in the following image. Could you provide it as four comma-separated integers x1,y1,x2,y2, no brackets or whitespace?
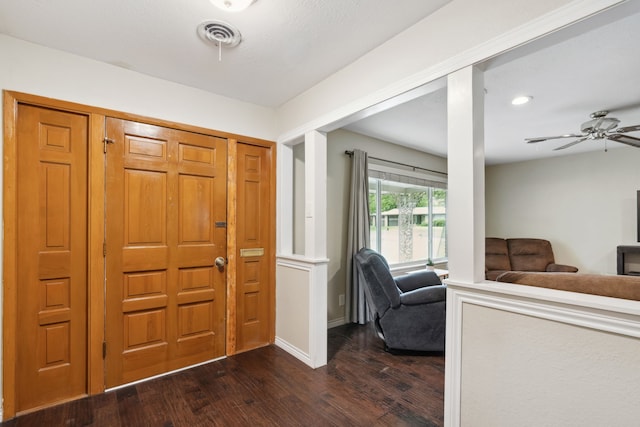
1,1,639,165
345,1,640,165
0,0,449,107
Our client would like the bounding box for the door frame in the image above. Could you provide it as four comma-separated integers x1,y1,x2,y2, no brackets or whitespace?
2,91,275,419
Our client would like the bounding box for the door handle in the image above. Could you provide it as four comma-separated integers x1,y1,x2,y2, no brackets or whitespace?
215,256,226,271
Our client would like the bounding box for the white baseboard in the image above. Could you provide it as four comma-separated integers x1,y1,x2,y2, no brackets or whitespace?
327,317,346,329
274,337,313,368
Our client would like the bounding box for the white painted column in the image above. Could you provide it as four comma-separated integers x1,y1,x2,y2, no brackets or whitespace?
274,132,328,369
446,66,485,283
304,130,327,258
444,65,485,427
277,142,293,254
303,130,328,367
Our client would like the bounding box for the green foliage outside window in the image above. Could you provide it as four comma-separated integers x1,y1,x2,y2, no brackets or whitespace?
433,218,446,227
369,192,430,214
369,177,447,263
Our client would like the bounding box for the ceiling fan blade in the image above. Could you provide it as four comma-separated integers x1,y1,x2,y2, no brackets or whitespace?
605,101,640,115
525,134,583,143
607,133,640,148
552,137,588,151
616,124,640,133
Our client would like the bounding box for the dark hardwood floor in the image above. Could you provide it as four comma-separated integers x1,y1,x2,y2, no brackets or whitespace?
4,324,444,426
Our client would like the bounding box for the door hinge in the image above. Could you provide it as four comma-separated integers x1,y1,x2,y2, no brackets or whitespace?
103,137,114,153
103,242,107,257
103,342,107,359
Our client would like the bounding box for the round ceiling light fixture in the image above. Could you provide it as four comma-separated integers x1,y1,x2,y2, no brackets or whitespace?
511,95,533,105
210,0,256,12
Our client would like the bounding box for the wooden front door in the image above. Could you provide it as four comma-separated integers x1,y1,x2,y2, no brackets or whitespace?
105,118,227,387
235,142,274,352
15,104,88,411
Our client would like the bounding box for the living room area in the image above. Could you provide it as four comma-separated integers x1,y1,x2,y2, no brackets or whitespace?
305,1,640,424
311,0,640,329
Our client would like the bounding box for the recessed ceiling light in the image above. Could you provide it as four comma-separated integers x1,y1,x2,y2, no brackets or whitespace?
210,0,256,12
512,95,533,105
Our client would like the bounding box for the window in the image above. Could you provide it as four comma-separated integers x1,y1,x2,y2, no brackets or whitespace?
368,167,447,267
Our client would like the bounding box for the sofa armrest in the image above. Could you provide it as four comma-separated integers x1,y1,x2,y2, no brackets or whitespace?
546,263,578,273
399,285,446,305
486,270,508,281
395,270,442,292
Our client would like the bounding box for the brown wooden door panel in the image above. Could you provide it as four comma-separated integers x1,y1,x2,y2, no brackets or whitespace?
105,118,226,387
236,143,273,352
6,94,276,414
16,104,88,411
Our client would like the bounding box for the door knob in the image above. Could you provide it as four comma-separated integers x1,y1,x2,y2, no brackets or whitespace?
215,256,226,269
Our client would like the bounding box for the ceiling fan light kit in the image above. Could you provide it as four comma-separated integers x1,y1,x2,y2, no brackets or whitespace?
525,111,640,151
580,111,619,133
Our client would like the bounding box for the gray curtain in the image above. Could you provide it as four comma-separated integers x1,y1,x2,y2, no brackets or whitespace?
345,149,371,324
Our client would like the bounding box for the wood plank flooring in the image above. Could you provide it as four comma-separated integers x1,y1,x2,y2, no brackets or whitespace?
3,324,444,426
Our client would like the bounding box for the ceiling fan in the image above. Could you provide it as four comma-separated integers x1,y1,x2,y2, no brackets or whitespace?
525,111,640,151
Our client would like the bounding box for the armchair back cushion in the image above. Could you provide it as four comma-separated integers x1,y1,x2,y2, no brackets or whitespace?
355,248,401,316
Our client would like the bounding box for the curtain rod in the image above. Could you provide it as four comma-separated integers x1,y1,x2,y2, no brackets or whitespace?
344,150,447,176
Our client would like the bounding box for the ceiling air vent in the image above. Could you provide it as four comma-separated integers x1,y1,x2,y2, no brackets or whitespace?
197,20,242,48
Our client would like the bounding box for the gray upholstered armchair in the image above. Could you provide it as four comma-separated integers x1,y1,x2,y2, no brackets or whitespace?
354,248,446,352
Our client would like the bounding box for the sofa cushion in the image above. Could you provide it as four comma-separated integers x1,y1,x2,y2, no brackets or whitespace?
546,263,579,273
486,270,508,281
507,238,555,272
486,237,511,272
496,271,640,301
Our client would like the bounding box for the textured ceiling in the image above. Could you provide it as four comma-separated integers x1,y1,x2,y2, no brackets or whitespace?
0,0,450,107
345,1,640,164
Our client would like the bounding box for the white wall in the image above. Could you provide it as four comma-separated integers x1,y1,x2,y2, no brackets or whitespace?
486,146,640,274
275,264,310,354
325,129,447,325
446,278,640,426
0,35,278,140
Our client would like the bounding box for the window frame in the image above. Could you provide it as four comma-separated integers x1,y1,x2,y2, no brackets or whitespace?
368,163,447,268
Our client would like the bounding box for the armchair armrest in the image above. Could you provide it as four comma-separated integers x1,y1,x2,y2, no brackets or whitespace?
546,263,578,273
395,270,442,292
399,285,446,305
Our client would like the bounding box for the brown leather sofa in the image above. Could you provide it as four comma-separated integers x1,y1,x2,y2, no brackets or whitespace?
486,238,578,280
496,271,640,302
